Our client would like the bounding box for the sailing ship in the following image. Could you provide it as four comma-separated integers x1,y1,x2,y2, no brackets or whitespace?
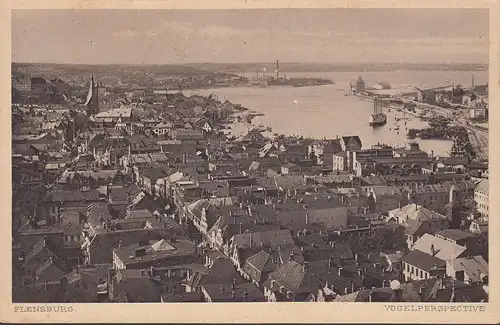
369,97,387,126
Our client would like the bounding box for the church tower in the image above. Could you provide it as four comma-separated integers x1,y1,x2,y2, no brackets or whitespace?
84,72,99,116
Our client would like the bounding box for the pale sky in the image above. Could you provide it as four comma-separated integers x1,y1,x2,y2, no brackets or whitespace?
12,9,489,64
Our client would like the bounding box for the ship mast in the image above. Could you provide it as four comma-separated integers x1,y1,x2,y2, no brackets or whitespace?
373,97,383,115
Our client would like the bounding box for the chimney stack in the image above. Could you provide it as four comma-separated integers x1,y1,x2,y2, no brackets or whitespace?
338,267,342,277
289,253,294,262
328,257,334,268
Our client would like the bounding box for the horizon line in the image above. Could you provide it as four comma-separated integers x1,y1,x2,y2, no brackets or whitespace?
12,61,489,67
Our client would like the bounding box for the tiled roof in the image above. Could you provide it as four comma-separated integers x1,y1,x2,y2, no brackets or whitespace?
201,282,265,302
435,229,476,242
448,256,488,283
45,189,101,203
413,234,468,261
389,204,447,223
232,229,294,249
475,179,488,193
264,260,324,297
401,249,445,272
199,259,245,286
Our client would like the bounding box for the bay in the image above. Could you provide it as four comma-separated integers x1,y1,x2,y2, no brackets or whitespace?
185,70,488,157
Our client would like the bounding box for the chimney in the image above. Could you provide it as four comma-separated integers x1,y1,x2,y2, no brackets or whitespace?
338,267,343,277
220,282,224,293
289,253,294,262
303,261,309,272
231,290,236,298
328,257,334,268
431,244,436,256
134,247,146,258
150,266,154,277
305,212,309,225
182,153,187,164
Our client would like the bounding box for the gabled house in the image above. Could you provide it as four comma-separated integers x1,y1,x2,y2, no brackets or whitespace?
340,136,362,152
262,261,325,301
386,204,449,249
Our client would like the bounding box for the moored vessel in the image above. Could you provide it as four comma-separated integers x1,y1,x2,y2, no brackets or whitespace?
369,97,387,126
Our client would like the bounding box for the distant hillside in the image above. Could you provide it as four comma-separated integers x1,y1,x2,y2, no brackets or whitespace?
12,62,488,79
185,62,488,73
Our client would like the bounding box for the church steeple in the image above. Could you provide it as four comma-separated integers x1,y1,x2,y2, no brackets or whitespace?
84,70,99,115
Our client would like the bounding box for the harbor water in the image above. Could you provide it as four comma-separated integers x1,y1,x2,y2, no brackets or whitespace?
186,70,487,157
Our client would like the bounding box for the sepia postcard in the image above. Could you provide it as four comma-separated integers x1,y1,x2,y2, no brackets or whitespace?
0,0,499,323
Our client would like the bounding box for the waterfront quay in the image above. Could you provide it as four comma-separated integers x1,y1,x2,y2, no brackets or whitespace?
351,79,488,163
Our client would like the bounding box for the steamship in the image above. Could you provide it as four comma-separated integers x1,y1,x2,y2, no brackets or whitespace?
369,97,387,126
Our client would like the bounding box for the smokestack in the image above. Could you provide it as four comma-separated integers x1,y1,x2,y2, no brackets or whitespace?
472,74,475,92
182,153,187,164
276,60,279,79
